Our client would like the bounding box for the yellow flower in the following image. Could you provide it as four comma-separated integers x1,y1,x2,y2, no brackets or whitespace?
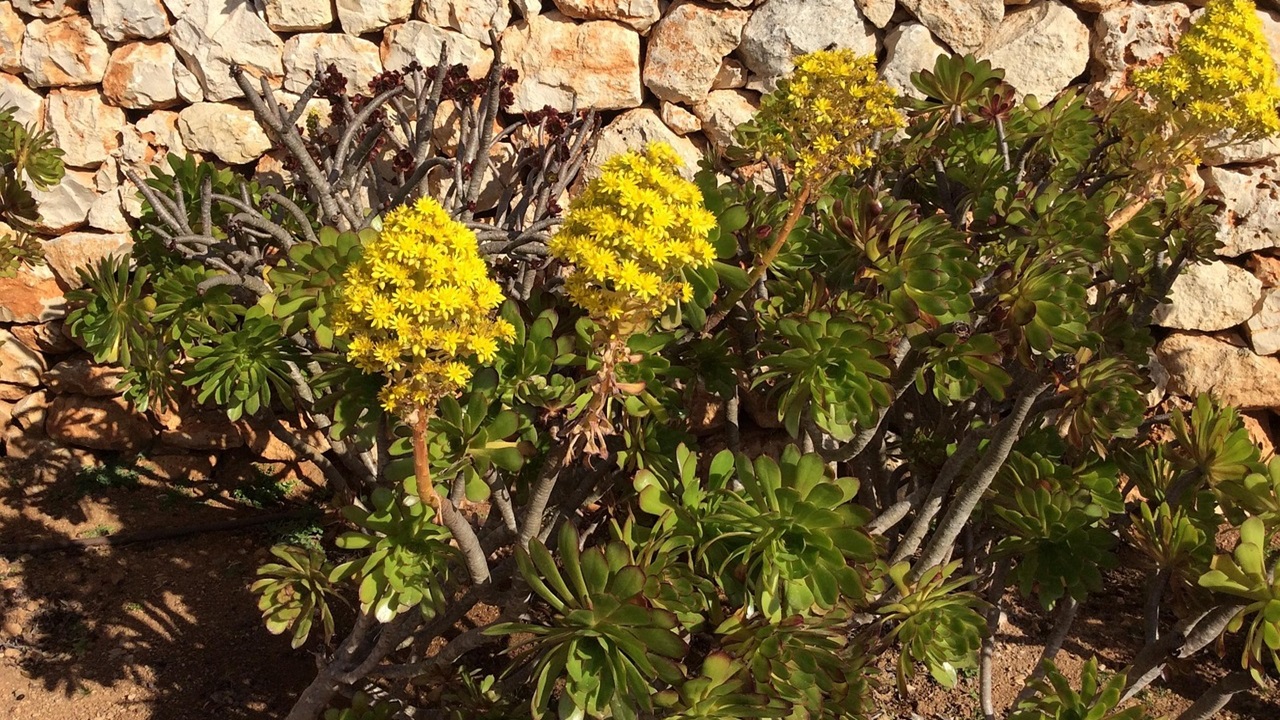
1135,0,1280,139
548,143,716,328
333,196,514,417
751,49,904,180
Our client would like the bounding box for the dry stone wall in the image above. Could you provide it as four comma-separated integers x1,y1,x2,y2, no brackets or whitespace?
0,0,1277,464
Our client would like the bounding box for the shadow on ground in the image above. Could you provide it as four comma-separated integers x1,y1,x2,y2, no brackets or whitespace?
0,449,323,719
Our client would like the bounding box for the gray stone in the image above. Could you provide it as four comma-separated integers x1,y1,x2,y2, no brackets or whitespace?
44,88,125,167
901,0,1003,54
980,1,1089,101
1153,261,1264,332
283,33,383,95
20,16,109,87
738,0,877,86
881,22,949,99
170,0,285,102
645,2,750,105
87,0,169,41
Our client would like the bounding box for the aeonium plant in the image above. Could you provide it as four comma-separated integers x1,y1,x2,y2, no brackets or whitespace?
64,2,1280,718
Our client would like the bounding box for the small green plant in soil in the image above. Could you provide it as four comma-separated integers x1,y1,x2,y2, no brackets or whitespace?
232,470,293,509
74,462,140,495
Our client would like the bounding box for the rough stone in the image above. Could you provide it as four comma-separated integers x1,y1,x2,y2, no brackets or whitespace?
9,320,76,354
739,0,877,86
178,102,272,165
856,0,895,27
645,2,750,105
87,0,168,41
1153,261,1263,332
170,0,285,102
102,41,179,109
0,265,62,322
44,357,124,396
1251,255,1280,288
88,187,133,232
11,390,48,430
242,414,329,462
20,16,109,87
283,33,383,95
589,108,703,179
11,0,82,19
901,0,1004,54
136,452,217,483
501,13,643,112
264,0,333,31
46,395,153,451
40,231,131,288
550,0,658,32
712,58,748,90
882,22,950,99
660,101,701,136
158,411,244,450
1247,290,1280,356
1091,2,1192,99
1202,165,1280,258
693,89,758,150
31,169,97,233
980,1,1089,100
381,21,489,75
420,0,512,41
0,72,42,126
0,328,44,387
1156,334,1280,410
43,88,124,167
0,2,21,73
336,0,412,35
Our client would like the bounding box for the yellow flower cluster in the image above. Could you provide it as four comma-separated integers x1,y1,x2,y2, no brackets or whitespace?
333,197,514,415
754,49,904,179
548,143,716,328
1135,0,1280,138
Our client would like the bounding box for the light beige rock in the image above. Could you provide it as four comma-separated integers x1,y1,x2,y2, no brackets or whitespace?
693,89,758,149
337,0,412,35
170,0,285,102
46,395,153,451
265,0,333,31
136,109,184,152
857,0,895,27
381,21,489,75
419,0,512,41
44,357,125,396
901,0,1003,54
0,2,21,73
0,265,63,322
1157,333,1280,410
174,61,203,103
20,16,109,87
43,88,124,168
0,328,44,387
660,101,701,136
178,102,272,165
712,58,748,90
87,0,169,41
1153,261,1263,332
9,320,75,354
1203,134,1280,166
645,2,750,105
1091,2,1192,99
283,33,383,95
1202,165,1280,257
102,41,179,109
501,12,642,112
550,0,659,32
40,231,131,288
589,108,703,179
0,72,42,126
980,1,1089,100
1248,290,1280,356
30,168,97,233
738,0,877,84
158,410,243,449
882,22,949,99
1065,0,1121,11
87,188,132,233
11,0,80,19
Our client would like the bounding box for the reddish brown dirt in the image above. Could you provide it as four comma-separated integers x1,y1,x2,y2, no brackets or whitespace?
0,455,316,719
